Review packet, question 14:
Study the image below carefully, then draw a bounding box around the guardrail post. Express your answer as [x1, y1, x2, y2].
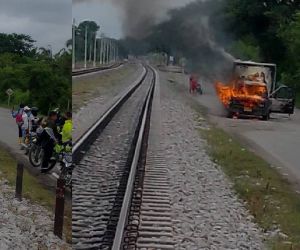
[54, 177, 65, 239]
[15, 163, 24, 201]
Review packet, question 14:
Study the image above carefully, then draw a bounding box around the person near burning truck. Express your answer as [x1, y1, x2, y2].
[189, 75, 198, 94]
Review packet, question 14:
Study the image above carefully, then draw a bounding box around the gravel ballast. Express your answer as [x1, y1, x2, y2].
[160, 77, 265, 249]
[0, 177, 70, 250]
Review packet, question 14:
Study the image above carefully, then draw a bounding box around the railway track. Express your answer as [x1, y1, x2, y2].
[73, 65, 173, 249]
[72, 63, 123, 77]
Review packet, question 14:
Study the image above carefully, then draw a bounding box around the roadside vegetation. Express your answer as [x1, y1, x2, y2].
[0, 147, 72, 242]
[0, 33, 71, 114]
[198, 125, 300, 249]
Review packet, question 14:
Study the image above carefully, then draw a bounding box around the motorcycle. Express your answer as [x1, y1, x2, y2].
[28, 137, 44, 167]
[28, 128, 45, 167]
[196, 83, 203, 95]
[59, 151, 74, 187]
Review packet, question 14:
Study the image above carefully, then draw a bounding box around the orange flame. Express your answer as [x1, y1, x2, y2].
[215, 80, 267, 108]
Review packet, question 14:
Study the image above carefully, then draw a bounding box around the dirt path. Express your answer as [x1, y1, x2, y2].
[161, 70, 300, 190]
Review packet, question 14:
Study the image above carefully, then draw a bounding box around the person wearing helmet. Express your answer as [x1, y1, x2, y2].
[54, 111, 73, 154]
[54, 108, 66, 131]
[21, 106, 31, 143]
[40, 111, 61, 173]
[30, 107, 40, 132]
[12, 104, 25, 144]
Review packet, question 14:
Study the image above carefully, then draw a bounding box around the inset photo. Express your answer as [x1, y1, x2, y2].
[72, 0, 300, 249]
[0, 0, 72, 249]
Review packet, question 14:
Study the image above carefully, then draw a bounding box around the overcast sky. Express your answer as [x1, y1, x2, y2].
[72, 0, 194, 39]
[0, 0, 71, 53]
[73, 1, 123, 39]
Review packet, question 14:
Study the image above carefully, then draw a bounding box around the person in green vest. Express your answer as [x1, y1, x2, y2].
[61, 111, 72, 143]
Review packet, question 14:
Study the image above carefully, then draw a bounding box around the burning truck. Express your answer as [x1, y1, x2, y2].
[216, 60, 295, 120]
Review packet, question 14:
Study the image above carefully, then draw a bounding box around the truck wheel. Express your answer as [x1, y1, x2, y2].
[262, 112, 270, 121]
[227, 111, 233, 118]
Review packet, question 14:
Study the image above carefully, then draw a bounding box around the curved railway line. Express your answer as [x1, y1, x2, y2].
[72, 63, 123, 77]
[72, 65, 173, 249]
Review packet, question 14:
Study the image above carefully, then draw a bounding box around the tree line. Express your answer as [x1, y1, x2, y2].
[70, 21, 119, 65]
[0, 33, 71, 114]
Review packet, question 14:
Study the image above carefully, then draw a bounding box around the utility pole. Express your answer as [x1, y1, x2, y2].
[106, 39, 110, 64]
[84, 25, 87, 69]
[89, 42, 92, 63]
[93, 32, 97, 67]
[103, 39, 106, 64]
[109, 39, 112, 64]
[114, 42, 117, 62]
[111, 40, 114, 63]
[48, 45, 52, 58]
[99, 38, 102, 65]
[72, 19, 76, 69]
[116, 46, 119, 61]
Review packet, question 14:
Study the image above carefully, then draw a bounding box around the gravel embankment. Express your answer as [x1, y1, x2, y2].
[160, 80, 265, 249]
[0, 177, 70, 250]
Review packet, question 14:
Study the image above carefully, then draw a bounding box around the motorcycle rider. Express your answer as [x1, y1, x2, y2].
[54, 108, 66, 131]
[30, 107, 40, 133]
[40, 110, 61, 173]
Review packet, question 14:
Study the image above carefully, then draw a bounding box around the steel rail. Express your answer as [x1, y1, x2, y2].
[72, 65, 147, 164]
[112, 66, 156, 250]
[72, 63, 123, 77]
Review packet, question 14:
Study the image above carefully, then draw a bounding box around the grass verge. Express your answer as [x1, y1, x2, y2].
[198, 125, 300, 249]
[72, 63, 139, 112]
[0, 146, 72, 243]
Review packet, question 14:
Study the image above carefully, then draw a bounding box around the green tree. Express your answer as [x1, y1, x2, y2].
[75, 21, 100, 62]
[0, 33, 36, 56]
[0, 33, 71, 113]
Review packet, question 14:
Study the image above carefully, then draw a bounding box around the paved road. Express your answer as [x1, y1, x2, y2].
[0, 107, 59, 189]
[164, 71, 300, 188]
[0, 108, 20, 153]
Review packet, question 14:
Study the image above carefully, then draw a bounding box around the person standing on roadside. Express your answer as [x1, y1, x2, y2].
[30, 107, 40, 133]
[21, 106, 32, 144]
[54, 108, 66, 132]
[40, 111, 61, 173]
[12, 104, 25, 144]
[61, 111, 72, 143]
[189, 75, 198, 94]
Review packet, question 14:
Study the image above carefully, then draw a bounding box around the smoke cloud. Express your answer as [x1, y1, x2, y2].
[141, 0, 235, 79]
[74, 0, 235, 79]
[73, 0, 193, 38]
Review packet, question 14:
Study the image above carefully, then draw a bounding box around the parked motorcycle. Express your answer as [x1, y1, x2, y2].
[59, 151, 73, 187]
[196, 83, 203, 95]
